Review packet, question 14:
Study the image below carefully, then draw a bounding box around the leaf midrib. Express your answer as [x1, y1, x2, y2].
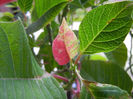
[80, 3, 131, 54]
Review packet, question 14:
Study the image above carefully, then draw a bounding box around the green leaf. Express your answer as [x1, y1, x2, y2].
[18, 0, 33, 12]
[80, 60, 133, 93]
[0, 76, 67, 99]
[26, 2, 68, 34]
[0, 20, 43, 78]
[0, 20, 67, 99]
[79, 1, 133, 54]
[88, 83, 130, 99]
[80, 86, 92, 99]
[105, 43, 127, 67]
[35, 0, 68, 17]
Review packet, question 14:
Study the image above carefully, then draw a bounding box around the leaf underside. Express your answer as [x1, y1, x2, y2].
[0, 20, 43, 78]
[0, 20, 67, 99]
[0, 77, 66, 99]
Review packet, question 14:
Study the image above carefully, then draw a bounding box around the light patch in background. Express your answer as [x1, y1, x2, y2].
[26, 12, 31, 19]
[33, 47, 40, 55]
[70, 22, 80, 30]
[72, 82, 77, 89]
[33, 29, 44, 40]
[124, 33, 133, 80]
[40, 59, 45, 70]
[54, 68, 58, 72]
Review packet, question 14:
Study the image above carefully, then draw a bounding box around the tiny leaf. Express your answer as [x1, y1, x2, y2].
[52, 18, 79, 65]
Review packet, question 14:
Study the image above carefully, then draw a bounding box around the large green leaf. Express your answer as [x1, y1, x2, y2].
[0, 20, 43, 78]
[26, 2, 68, 34]
[80, 60, 133, 93]
[0, 76, 67, 99]
[79, 1, 133, 54]
[0, 20, 67, 99]
[35, 0, 68, 17]
[88, 83, 129, 99]
[105, 43, 127, 67]
[18, 0, 33, 12]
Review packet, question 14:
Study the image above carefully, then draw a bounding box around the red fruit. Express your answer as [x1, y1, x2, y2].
[52, 18, 79, 65]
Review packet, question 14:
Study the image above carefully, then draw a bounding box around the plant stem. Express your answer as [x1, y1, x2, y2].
[76, 79, 80, 96]
[74, 53, 82, 65]
[52, 74, 69, 82]
[46, 24, 53, 45]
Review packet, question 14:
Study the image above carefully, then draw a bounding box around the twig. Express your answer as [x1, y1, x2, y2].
[74, 53, 82, 65]
[52, 74, 69, 82]
[46, 24, 52, 45]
